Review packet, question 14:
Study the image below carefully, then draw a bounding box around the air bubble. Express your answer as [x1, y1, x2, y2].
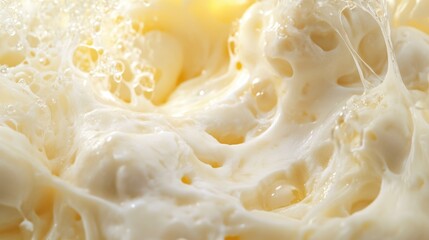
[131, 21, 144, 33]
[39, 57, 50, 66]
[30, 83, 40, 93]
[16, 42, 23, 51]
[267, 58, 294, 77]
[131, 62, 146, 74]
[18, 78, 26, 85]
[181, 175, 192, 185]
[198, 157, 223, 168]
[308, 21, 339, 52]
[116, 43, 124, 51]
[73, 45, 99, 72]
[43, 72, 56, 82]
[207, 129, 245, 145]
[277, 37, 295, 53]
[6, 105, 16, 114]
[85, 38, 94, 46]
[235, 62, 242, 70]
[113, 73, 122, 83]
[310, 29, 338, 51]
[251, 78, 277, 112]
[337, 72, 361, 88]
[0, 50, 25, 67]
[135, 73, 155, 92]
[4, 119, 17, 130]
[241, 163, 308, 211]
[229, 39, 237, 55]
[114, 61, 125, 74]
[117, 83, 131, 103]
[265, 184, 303, 210]
[93, 22, 101, 32]
[0, 66, 8, 74]
[91, 17, 102, 32]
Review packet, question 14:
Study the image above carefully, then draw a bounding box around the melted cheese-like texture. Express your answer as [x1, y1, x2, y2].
[1, 0, 429, 239]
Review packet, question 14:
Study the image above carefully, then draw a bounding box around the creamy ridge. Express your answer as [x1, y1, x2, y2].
[0, 0, 429, 239]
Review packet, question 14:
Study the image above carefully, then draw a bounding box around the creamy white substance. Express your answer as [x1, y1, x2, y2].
[1, 0, 429, 239]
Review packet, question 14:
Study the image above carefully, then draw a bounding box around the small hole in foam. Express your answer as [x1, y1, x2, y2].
[268, 58, 294, 77]
[199, 157, 223, 168]
[337, 72, 361, 88]
[181, 175, 192, 185]
[207, 130, 245, 145]
[310, 28, 339, 51]
[229, 40, 237, 55]
[235, 62, 242, 71]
